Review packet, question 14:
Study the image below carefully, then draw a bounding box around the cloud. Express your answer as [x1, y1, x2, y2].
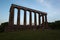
[36, 0, 52, 8]
[36, 0, 60, 22]
[38, 0, 44, 3]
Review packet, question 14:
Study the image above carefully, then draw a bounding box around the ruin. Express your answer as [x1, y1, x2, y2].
[5, 4, 48, 31]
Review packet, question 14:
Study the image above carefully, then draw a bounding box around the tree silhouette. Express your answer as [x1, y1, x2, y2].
[0, 22, 8, 32]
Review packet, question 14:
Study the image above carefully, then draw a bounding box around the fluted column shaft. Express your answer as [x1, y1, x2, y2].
[29, 11, 32, 26]
[34, 13, 37, 26]
[24, 10, 26, 26]
[45, 14, 48, 28]
[38, 14, 41, 26]
[17, 9, 20, 26]
[42, 15, 44, 27]
[9, 6, 14, 26]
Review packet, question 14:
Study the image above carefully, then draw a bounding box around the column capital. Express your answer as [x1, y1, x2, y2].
[42, 14, 44, 16]
[17, 6, 20, 9]
[29, 11, 31, 12]
[23, 9, 27, 11]
[18, 8, 20, 10]
[45, 14, 47, 15]
[34, 11, 36, 13]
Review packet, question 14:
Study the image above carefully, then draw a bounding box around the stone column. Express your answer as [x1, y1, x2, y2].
[9, 6, 14, 26]
[45, 14, 48, 29]
[38, 14, 41, 26]
[42, 15, 45, 28]
[34, 12, 37, 26]
[17, 8, 20, 26]
[29, 11, 32, 26]
[24, 10, 26, 26]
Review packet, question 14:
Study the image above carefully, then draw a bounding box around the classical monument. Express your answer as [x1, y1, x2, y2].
[5, 4, 48, 31]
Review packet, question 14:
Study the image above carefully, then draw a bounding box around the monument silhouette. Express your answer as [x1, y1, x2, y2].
[5, 4, 48, 32]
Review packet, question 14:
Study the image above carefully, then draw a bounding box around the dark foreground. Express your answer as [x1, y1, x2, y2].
[0, 30, 60, 40]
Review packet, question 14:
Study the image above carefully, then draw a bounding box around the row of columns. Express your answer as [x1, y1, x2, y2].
[9, 7, 48, 29]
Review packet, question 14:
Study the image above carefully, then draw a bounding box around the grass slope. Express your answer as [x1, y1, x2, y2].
[0, 30, 60, 40]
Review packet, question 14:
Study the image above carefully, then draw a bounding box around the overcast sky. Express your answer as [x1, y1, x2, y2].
[0, 0, 60, 25]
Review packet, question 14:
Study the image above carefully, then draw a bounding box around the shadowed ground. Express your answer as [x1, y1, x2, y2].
[0, 30, 60, 40]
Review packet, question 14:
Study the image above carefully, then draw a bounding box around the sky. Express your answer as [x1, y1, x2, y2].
[0, 0, 60, 25]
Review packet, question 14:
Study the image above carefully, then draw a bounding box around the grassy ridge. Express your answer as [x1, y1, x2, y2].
[0, 30, 60, 40]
